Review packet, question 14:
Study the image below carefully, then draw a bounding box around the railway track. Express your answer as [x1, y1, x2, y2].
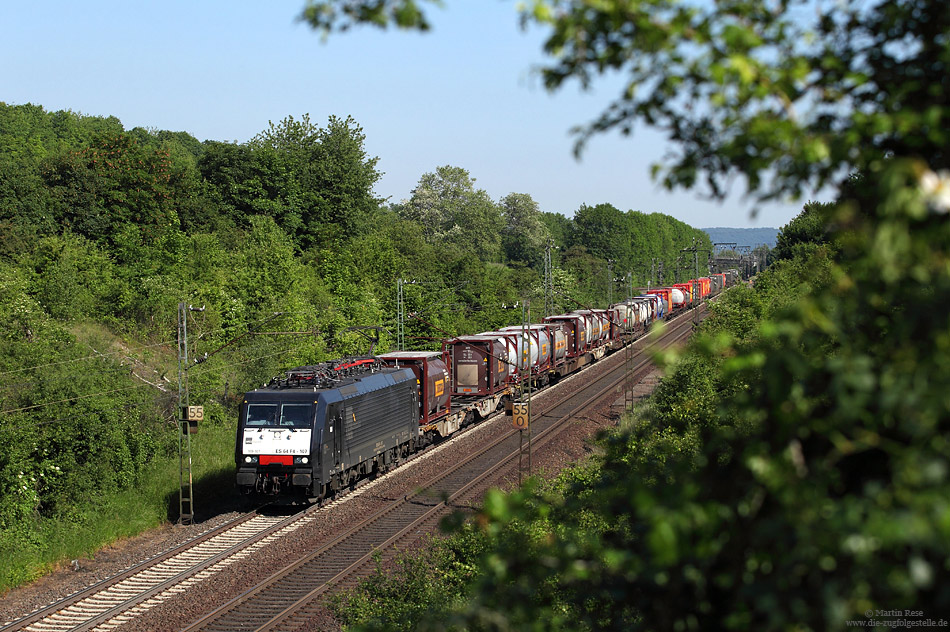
[0, 510, 313, 632]
[0, 306, 703, 632]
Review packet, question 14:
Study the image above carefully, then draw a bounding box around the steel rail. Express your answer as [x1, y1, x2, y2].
[0, 507, 298, 632]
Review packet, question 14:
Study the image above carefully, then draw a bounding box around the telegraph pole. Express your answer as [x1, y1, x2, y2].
[544, 240, 555, 317]
[679, 239, 711, 316]
[607, 259, 615, 306]
[396, 278, 405, 351]
[694, 239, 700, 281]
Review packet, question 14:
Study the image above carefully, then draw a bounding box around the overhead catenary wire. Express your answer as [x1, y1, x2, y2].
[185, 311, 290, 369]
[188, 341, 302, 376]
[0, 365, 162, 394]
[1, 335, 306, 416]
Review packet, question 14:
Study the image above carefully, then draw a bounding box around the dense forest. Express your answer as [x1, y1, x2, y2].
[0, 102, 711, 589]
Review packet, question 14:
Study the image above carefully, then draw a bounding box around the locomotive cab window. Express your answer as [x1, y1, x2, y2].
[245, 403, 311, 428]
[279, 404, 311, 428]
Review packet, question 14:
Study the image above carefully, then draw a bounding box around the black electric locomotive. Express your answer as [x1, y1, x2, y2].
[235, 358, 418, 501]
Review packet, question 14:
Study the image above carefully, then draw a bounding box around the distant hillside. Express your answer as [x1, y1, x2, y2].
[702, 227, 779, 249]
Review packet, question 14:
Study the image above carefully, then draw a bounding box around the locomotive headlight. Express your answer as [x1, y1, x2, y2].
[293, 456, 310, 465]
[244, 456, 259, 464]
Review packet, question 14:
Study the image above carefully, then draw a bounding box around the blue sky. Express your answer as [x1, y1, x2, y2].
[2, 1, 815, 228]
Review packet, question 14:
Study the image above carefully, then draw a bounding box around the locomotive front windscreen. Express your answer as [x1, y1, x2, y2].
[245, 403, 312, 428]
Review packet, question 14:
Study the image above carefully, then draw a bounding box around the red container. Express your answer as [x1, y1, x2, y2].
[377, 351, 451, 425]
[673, 283, 694, 305]
[647, 288, 673, 314]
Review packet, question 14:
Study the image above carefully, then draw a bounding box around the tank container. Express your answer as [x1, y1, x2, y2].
[544, 315, 586, 357]
[499, 325, 548, 369]
[482, 330, 535, 371]
[570, 312, 593, 346]
[573, 310, 607, 342]
[478, 331, 522, 372]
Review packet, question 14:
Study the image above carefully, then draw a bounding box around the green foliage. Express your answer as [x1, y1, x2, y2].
[571, 203, 628, 262]
[42, 132, 180, 245]
[28, 233, 120, 320]
[249, 113, 383, 249]
[565, 204, 712, 292]
[500, 192, 551, 265]
[771, 201, 834, 262]
[197, 140, 296, 232]
[539, 210, 573, 251]
[403, 165, 504, 262]
[330, 532, 486, 631]
[300, 0, 441, 32]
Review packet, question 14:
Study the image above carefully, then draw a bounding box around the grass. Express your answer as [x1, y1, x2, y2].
[0, 423, 240, 594]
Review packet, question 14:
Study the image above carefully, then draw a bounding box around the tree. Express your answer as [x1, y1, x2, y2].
[499, 192, 550, 265]
[570, 203, 628, 263]
[42, 132, 179, 246]
[308, 115, 383, 246]
[771, 200, 832, 261]
[539, 210, 572, 252]
[249, 114, 383, 249]
[402, 165, 503, 262]
[198, 140, 300, 234]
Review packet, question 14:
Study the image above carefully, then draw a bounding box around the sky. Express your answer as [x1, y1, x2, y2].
[1, 1, 816, 229]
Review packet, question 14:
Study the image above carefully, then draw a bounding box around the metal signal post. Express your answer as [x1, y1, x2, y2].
[607, 259, 615, 306]
[177, 302, 205, 525]
[544, 240, 555, 318]
[396, 278, 406, 351]
[515, 300, 532, 483]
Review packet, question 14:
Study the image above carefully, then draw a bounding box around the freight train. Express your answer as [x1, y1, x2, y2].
[235, 271, 739, 501]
